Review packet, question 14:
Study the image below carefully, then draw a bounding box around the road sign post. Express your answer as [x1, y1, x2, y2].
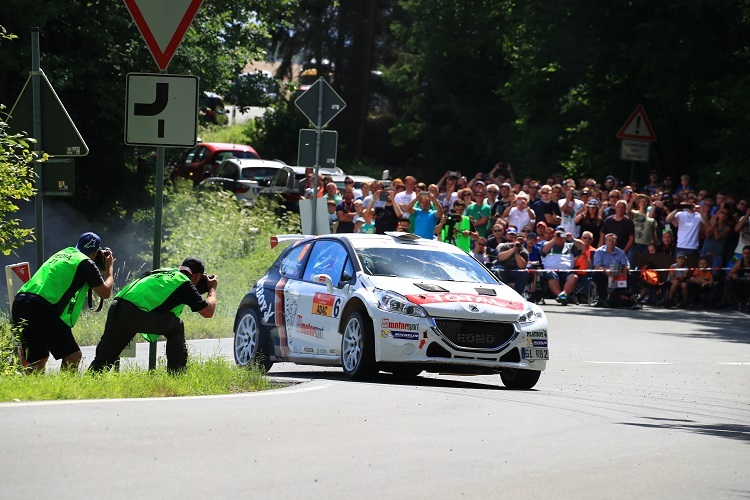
[125, 73, 199, 147]
[124, 0, 204, 369]
[616, 105, 656, 180]
[124, 0, 203, 70]
[294, 78, 346, 234]
[42, 159, 75, 196]
[298, 129, 338, 167]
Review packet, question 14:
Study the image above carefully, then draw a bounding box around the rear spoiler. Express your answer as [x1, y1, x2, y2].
[270, 234, 308, 249]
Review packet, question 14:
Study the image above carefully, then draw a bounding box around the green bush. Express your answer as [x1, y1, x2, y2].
[0, 313, 23, 376]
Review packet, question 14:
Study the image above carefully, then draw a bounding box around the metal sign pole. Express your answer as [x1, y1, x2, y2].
[31, 28, 44, 271]
[311, 78, 325, 235]
[149, 145, 165, 370]
[149, 67, 168, 369]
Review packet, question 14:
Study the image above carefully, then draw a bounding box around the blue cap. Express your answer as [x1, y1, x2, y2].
[76, 232, 101, 253]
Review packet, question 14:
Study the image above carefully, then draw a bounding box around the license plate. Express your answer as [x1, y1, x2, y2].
[522, 348, 549, 360]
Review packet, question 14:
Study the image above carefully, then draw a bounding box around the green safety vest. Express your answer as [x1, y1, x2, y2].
[441, 215, 472, 253]
[18, 247, 92, 327]
[117, 268, 190, 317]
[117, 268, 192, 343]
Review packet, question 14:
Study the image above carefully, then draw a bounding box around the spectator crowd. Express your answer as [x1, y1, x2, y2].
[306, 165, 750, 312]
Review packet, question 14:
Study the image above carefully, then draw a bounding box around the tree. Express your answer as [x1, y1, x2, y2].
[0, 1, 294, 222]
[385, 0, 516, 173]
[0, 27, 37, 255]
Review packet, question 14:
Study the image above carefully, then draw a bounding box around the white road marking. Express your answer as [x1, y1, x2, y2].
[717, 362, 749, 365]
[0, 383, 329, 409]
[582, 361, 671, 365]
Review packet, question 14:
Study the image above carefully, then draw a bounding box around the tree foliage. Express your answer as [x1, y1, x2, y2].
[0, 27, 38, 255]
[2, 0, 750, 231]
[0, 0, 294, 223]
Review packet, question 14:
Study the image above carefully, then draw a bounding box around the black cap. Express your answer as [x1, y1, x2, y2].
[179, 257, 205, 276]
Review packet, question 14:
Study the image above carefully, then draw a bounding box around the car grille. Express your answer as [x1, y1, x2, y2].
[434, 319, 516, 350]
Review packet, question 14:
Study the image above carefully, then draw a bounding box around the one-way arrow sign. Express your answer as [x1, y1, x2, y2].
[124, 0, 203, 70]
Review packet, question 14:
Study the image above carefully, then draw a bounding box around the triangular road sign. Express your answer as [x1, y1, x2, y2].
[124, 0, 203, 70]
[6, 71, 89, 157]
[616, 104, 656, 142]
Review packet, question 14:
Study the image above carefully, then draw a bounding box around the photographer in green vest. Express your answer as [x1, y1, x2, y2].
[437, 198, 478, 253]
[12, 232, 115, 372]
[89, 257, 217, 373]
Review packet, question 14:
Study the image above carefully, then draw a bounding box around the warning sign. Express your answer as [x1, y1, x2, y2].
[616, 105, 656, 142]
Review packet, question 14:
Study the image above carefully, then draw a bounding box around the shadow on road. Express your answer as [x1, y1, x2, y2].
[621, 417, 750, 444]
[268, 369, 513, 391]
[545, 306, 750, 345]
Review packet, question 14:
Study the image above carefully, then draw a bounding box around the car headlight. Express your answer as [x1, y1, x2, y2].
[517, 304, 537, 324]
[373, 289, 428, 317]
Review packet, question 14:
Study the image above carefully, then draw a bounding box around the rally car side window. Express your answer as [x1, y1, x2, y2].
[302, 241, 349, 284]
[279, 242, 312, 280]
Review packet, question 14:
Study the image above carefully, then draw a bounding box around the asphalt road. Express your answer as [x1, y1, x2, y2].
[1, 306, 748, 499]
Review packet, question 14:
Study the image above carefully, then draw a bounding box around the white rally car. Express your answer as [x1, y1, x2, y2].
[233, 232, 548, 389]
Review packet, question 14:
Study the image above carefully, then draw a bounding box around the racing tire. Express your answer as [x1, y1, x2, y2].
[341, 311, 376, 380]
[234, 307, 273, 372]
[500, 368, 541, 390]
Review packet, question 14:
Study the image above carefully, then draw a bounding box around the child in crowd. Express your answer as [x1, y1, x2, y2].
[354, 216, 365, 234]
[327, 199, 338, 233]
[361, 213, 376, 234]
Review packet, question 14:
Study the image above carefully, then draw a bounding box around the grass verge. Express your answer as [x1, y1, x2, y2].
[0, 356, 276, 402]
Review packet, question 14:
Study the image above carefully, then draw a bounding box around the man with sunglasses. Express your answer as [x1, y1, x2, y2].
[536, 184, 562, 228]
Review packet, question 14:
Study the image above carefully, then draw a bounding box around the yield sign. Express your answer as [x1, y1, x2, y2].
[616, 104, 657, 142]
[124, 0, 203, 70]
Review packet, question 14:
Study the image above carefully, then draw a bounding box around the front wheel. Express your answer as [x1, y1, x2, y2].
[234, 307, 273, 372]
[341, 311, 376, 379]
[500, 368, 541, 390]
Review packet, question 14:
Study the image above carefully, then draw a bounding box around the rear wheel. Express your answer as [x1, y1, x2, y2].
[234, 307, 273, 372]
[341, 311, 376, 379]
[500, 368, 541, 389]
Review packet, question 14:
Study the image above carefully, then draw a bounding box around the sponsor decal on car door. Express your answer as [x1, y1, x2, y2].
[288, 240, 350, 355]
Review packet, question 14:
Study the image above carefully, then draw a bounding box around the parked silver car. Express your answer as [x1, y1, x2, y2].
[199, 158, 288, 205]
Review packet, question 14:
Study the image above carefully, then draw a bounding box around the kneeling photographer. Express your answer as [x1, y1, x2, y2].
[491, 234, 530, 295]
[90, 257, 217, 373]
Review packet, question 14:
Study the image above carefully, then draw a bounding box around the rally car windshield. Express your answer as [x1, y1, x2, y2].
[355, 247, 497, 284]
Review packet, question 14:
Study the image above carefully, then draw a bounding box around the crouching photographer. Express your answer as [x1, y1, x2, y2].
[90, 257, 217, 373]
[12, 232, 114, 372]
[491, 234, 530, 295]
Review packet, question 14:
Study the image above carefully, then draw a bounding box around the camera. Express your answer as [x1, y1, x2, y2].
[555, 230, 564, 237]
[379, 191, 389, 202]
[196, 273, 216, 295]
[446, 214, 462, 226]
[93, 247, 111, 271]
[448, 171, 458, 178]
[678, 202, 693, 210]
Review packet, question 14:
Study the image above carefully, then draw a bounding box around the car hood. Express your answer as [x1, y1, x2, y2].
[363, 275, 526, 321]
